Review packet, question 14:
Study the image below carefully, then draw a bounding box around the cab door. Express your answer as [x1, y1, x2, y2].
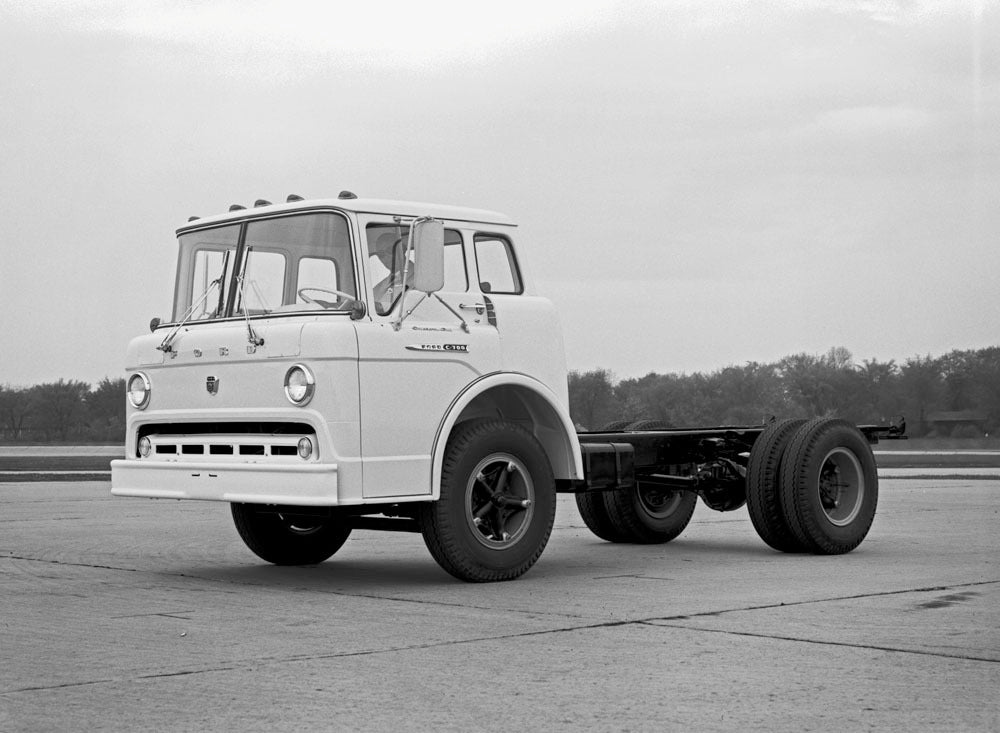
[355, 220, 501, 499]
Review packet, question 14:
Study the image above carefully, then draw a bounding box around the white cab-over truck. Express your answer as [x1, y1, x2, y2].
[111, 193, 904, 582]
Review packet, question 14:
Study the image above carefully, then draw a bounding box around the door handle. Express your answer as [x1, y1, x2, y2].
[459, 302, 486, 311]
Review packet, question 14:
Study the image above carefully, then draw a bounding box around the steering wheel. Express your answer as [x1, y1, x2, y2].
[298, 287, 354, 307]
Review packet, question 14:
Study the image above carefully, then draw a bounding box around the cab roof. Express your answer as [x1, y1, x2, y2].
[177, 195, 516, 235]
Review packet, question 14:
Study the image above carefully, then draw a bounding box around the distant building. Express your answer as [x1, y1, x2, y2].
[925, 410, 988, 436]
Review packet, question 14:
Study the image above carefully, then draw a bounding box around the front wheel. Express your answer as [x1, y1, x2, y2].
[419, 420, 556, 582]
[231, 504, 352, 565]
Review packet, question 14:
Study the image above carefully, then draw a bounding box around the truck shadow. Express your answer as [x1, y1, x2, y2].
[188, 557, 464, 589]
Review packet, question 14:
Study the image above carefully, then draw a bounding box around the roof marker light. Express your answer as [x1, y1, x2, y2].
[254, 199, 272, 207]
[229, 204, 246, 211]
[338, 190, 357, 199]
[188, 215, 200, 221]
[286, 194, 304, 202]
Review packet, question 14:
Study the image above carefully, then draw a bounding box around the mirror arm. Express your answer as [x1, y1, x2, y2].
[431, 293, 470, 332]
[392, 291, 470, 332]
[393, 289, 426, 331]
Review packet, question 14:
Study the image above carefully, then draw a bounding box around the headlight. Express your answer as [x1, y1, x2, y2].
[284, 364, 315, 406]
[127, 372, 151, 409]
[138, 436, 152, 457]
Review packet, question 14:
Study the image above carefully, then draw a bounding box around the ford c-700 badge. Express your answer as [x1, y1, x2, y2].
[206, 376, 219, 395]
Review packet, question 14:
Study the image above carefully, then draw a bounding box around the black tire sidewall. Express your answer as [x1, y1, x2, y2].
[575, 491, 629, 542]
[783, 419, 878, 554]
[231, 504, 351, 565]
[746, 418, 809, 552]
[428, 421, 556, 578]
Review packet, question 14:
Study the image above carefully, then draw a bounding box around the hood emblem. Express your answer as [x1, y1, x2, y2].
[206, 376, 220, 395]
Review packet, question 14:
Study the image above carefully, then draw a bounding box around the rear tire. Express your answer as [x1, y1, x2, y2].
[576, 491, 630, 542]
[231, 504, 352, 565]
[419, 420, 556, 582]
[602, 481, 698, 544]
[746, 418, 809, 552]
[601, 419, 697, 544]
[779, 418, 879, 554]
[575, 419, 634, 542]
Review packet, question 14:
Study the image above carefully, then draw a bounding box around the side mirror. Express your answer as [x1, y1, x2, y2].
[409, 218, 444, 294]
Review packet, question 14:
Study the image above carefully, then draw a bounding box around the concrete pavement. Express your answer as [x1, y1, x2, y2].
[1, 480, 997, 731]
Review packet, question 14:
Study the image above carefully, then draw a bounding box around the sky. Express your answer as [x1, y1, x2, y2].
[0, 0, 997, 387]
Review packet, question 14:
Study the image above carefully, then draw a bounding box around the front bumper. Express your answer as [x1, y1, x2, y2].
[111, 459, 339, 505]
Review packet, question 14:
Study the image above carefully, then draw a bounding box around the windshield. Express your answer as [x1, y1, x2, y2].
[172, 212, 356, 321]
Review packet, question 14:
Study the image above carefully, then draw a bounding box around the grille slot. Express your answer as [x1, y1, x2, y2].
[137, 429, 317, 463]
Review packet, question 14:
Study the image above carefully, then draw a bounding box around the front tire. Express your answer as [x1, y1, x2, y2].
[779, 418, 879, 554]
[419, 420, 557, 582]
[231, 504, 352, 565]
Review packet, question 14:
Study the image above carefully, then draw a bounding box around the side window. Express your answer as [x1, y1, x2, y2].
[365, 225, 410, 316]
[474, 234, 522, 294]
[365, 224, 467, 314]
[443, 230, 467, 292]
[296, 258, 340, 303]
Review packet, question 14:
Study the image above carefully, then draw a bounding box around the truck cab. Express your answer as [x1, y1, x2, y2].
[112, 194, 583, 580]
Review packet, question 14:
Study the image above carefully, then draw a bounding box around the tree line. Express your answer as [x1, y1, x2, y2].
[569, 346, 1000, 437]
[0, 378, 125, 443]
[2, 345, 998, 443]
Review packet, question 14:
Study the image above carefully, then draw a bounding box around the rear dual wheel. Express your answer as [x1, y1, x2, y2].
[748, 418, 878, 554]
[780, 418, 878, 554]
[746, 418, 809, 552]
[575, 420, 697, 544]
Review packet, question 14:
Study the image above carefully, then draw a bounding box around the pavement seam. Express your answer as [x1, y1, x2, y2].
[0, 619, 634, 695]
[5, 553, 996, 622]
[6, 594, 998, 697]
[5, 579, 999, 694]
[0, 553, 590, 621]
[1, 554, 137, 573]
[646, 579, 1000, 621]
[638, 622, 1000, 664]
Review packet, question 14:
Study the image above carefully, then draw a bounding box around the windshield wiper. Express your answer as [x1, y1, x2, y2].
[235, 248, 265, 348]
[157, 250, 230, 354]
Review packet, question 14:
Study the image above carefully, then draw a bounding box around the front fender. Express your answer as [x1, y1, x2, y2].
[429, 372, 583, 499]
